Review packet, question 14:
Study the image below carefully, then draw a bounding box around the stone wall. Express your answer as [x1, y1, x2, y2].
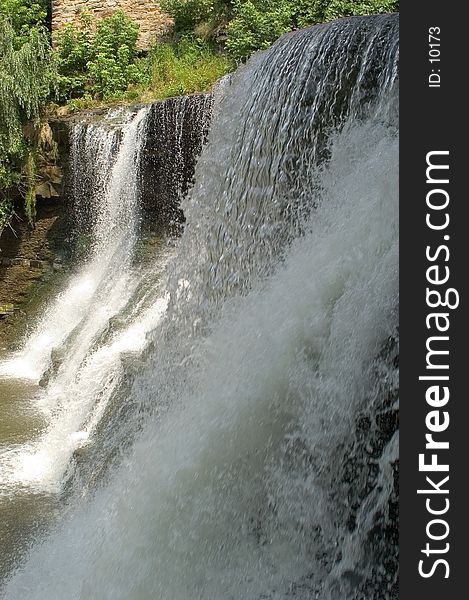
[52, 0, 172, 49]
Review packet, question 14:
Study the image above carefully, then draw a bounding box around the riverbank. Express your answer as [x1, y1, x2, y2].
[0, 199, 70, 350]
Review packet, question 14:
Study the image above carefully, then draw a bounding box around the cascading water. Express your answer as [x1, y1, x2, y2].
[1, 108, 148, 381]
[0, 106, 160, 495]
[2, 14, 398, 600]
[140, 94, 213, 230]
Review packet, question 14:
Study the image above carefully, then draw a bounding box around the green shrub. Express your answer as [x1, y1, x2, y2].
[139, 38, 232, 99]
[290, 0, 330, 29]
[0, 0, 48, 43]
[88, 12, 144, 99]
[226, 0, 294, 59]
[161, 0, 233, 36]
[55, 11, 146, 102]
[54, 18, 92, 100]
[225, 0, 398, 59]
[324, 0, 398, 21]
[0, 15, 55, 232]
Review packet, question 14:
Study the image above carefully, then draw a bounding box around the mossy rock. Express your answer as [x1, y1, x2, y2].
[0, 303, 15, 317]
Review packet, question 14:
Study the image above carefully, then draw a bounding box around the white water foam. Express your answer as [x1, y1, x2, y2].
[3, 119, 398, 599]
[2, 15, 399, 599]
[0, 107, 160, 493]
[0, 107, 149, 382]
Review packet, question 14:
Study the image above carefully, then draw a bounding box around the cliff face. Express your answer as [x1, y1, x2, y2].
[140, 95, 213, 233]
[0, 95, 213, 337]
[53, 94, 213, 235]
[0, 197, 70, 347]
[51, 0, 172, 49]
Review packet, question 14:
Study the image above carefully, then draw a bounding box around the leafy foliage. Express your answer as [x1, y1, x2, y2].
[160, 0, 233, 36]
[0, 14, 54, 231]
[0, 0, 48, 42]
[323, 0, 398, 20]
[141, 38, 232, 99]
[88, 12, 143, 99]
[226, 0, 294, 59]
[54, 11, 232, 108]
[55, 11, 146, 102]
[290, 0, 333, 29]
[163, 0, 399, 58]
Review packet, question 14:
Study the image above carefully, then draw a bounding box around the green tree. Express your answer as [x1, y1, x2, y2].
[0, 15, 54, 231]
[0, 0, 49, 42]
[225, 0, 398, 59]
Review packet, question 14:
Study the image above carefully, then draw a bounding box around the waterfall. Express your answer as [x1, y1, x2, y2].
[0, 106, 167, 494]
[140, 94, 213, 231]
[2, 14, 398, 600]
[1, 108, 148, 381]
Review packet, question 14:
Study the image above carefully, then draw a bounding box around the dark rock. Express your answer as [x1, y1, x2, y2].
[140, 94, 213, 234]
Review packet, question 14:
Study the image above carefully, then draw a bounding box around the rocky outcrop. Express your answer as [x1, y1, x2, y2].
[1, 94, 212, 339]
[140, 94, 213, 232]
[52, 94, 213, 236]
[0, 197, 70, 346]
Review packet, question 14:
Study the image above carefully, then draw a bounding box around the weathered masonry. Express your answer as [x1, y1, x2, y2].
[51, 0, 171, 49]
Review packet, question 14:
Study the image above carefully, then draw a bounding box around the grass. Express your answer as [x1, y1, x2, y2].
[50, 40, 234, 116]
[138, 40, 233, 101]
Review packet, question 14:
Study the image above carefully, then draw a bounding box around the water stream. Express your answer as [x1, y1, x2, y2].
[1, 15, 399, 600]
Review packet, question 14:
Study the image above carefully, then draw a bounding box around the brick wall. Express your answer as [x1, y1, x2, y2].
[52, 0, 172, 50]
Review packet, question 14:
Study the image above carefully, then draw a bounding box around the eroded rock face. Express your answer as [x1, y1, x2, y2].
[140, 94, 213, 233]
[53, 95, 213, 237]
[51, 0, 172, 50]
